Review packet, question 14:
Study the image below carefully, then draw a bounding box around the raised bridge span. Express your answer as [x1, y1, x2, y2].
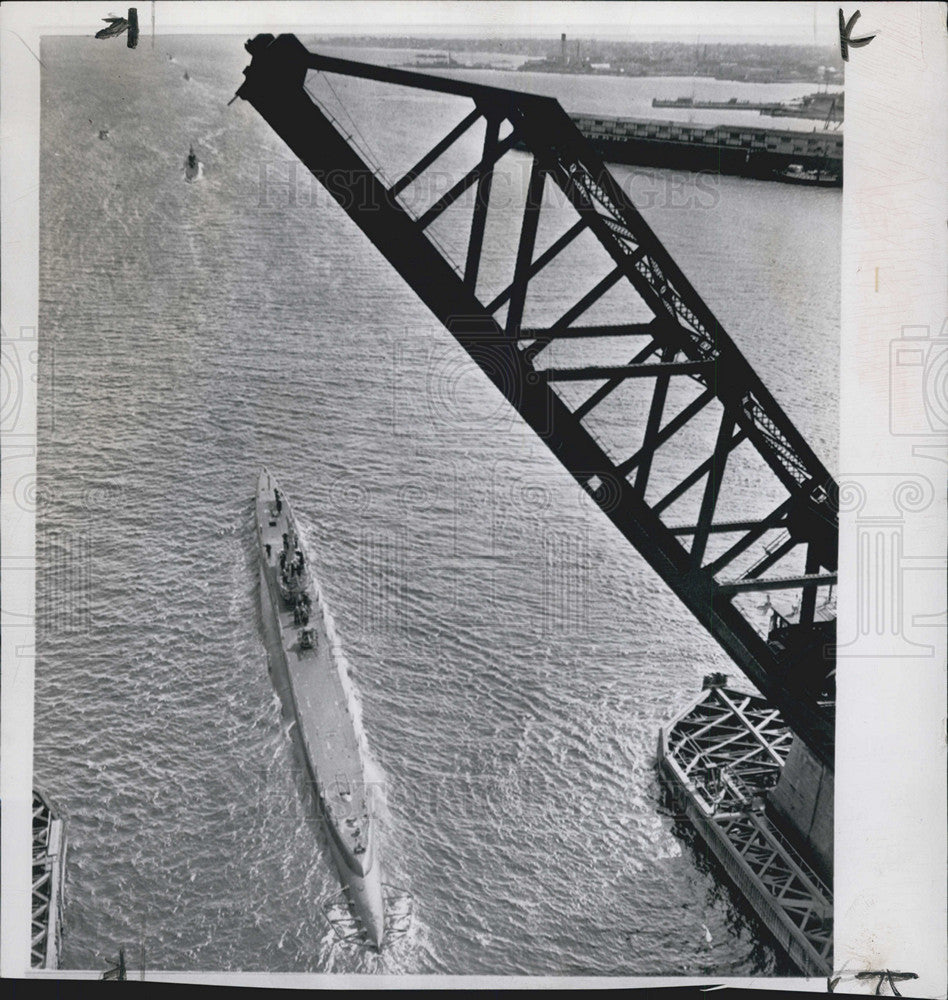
[235, 34, 839, 973]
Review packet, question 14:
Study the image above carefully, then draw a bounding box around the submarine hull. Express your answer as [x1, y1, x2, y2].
[255, 468, 385, 949]
[327, 837, 386, 948]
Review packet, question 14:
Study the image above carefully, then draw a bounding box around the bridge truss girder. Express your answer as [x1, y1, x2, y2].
[236, 34, 839, 766]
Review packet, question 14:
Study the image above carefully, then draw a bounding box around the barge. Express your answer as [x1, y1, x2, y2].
[652, 92, 843, 123]
[652, 96, 783, 112]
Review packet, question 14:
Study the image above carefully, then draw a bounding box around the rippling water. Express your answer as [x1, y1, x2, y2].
[36, 35, 839, 976]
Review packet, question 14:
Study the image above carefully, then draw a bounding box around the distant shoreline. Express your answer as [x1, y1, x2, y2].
[322, 34, 844, 86]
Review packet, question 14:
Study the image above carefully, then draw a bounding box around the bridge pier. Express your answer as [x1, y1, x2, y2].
[768, 738, 834, 884]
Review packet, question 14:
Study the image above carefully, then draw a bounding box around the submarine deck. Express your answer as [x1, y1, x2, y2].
[256, 469, 372, 868]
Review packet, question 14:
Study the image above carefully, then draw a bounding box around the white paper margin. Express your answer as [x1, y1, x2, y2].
[2, 2, 945, 994]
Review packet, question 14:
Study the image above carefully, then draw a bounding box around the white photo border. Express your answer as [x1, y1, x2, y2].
[2, 2, 945, 993]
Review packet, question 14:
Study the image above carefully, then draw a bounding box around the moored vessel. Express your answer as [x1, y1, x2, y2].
[255, 468, 386, 949]
[773, 162, 840, 187]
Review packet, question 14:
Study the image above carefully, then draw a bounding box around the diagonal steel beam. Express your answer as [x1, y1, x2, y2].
[294, 45, 562, 107]
[416, 129, 520, 230]
[633, 344, 676, 496]
[653, 428, 748, 516]
[690, 409, 738, 568]
[506, 157, 546, 337]
[572, 342, 661, 421]
[389, 107, 482, 198]
[487, 218, 587, 314]
[615, 388, 717, 477]
[535, 360, 715, 382]
[704, 498, 795, 577]
[464, 114, 501, 293]
[742, 535, 798, 580]
[543, 266, 624, 330]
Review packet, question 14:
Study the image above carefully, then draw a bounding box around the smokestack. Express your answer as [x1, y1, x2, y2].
[561, 33, 567, 65]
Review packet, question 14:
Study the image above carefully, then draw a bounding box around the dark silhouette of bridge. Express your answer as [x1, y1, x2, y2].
[236, 33, 838, 772]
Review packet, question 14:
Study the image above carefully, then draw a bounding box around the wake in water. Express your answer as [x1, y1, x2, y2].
[290, 514, 427, 967]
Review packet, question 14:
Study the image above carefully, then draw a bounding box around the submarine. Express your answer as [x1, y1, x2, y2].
[255, 468, 386, 949]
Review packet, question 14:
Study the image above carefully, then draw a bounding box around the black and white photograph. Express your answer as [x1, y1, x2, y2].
[1, 1, 944, 990]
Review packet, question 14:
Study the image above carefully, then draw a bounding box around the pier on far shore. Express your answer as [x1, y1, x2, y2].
[567, 114, 842, 186]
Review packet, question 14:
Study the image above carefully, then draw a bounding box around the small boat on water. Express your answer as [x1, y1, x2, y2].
[255, 469, 410, 949]
[773, 162, 840, 187]
[184, 145, 202, 182]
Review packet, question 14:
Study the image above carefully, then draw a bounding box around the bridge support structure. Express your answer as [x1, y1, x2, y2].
[236, 34, 839, 971]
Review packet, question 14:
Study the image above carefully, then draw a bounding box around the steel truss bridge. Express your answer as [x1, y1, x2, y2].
[31, 788, 65, 968]
[235, 34, 838, 768]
